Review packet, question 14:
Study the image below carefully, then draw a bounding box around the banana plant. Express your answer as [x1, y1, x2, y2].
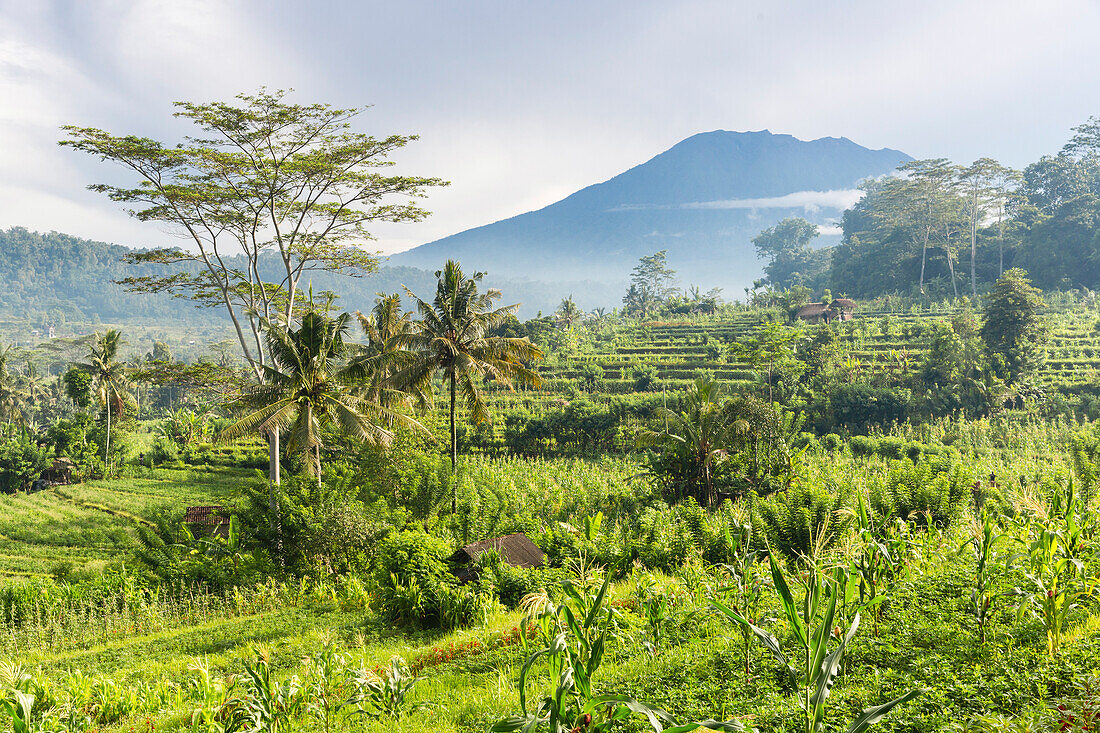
[711, 552, 919, 733]
[492, 574, 743, 733]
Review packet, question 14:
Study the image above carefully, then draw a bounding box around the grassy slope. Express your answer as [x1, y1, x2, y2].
[0, 467, 250, 576]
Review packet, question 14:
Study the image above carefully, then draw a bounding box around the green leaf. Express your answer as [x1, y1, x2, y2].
[844, 689, 921, 733]
[711, 597, 790, 672]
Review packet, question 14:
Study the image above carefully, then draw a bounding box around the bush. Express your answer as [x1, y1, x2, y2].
[373, 530, 452, 587]
[0, 434, 50, 493]
[751, 480, 851, 563]
[868, 456, 970, 528]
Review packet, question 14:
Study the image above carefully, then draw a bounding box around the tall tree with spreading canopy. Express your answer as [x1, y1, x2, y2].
[752, 218, 823, 289]
[61, 89, 446, 482]
[874, 159, 958, 294]
[399, 261, 543, 510]
[623, 250, 678, 317]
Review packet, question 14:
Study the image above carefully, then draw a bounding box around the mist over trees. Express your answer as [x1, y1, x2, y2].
[753, 115, 1100, 299]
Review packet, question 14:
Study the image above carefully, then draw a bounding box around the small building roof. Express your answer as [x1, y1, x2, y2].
[795, 302, 829, 317]
[830, 298, 857, 309]
[450, 533, 545, 568]
[184, 505, 228, 525]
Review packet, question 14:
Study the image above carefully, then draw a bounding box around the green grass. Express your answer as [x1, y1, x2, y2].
[0, 467, 249, 577]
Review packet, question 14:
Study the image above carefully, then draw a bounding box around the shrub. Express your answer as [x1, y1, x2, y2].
[868, 456, 970, 528]
[750, 480, 851, 563]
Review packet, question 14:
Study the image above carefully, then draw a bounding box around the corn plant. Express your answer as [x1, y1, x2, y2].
[713, 523, 766, 678]
[959, 510, 1013, 644]
[711, 553, 919, 733]
[492, 574, 743, 732]
[1, 685, 35, 733]
[633, 574, 672, 655]
[353, 656, 423, 721]
[1015, 482, 1099, 657]
[226, 650, 303, 733]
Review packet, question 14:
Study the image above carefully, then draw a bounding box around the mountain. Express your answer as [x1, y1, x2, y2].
[391, 130, 912, 296]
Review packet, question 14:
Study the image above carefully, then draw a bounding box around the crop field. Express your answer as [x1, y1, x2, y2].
[0, 468, 248, 577]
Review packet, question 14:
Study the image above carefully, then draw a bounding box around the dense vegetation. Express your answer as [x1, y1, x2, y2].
[2, 91, 1100, 733]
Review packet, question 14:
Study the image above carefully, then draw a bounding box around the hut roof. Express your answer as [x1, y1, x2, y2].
[50, 457, 77, 470]
[795, 302, 829, 318]
[450, 533, 544, 568]
[830, 298, 857, 310]
[184, 505, 228, 526]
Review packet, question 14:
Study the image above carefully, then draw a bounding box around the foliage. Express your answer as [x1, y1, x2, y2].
[981, 268, 1048, 384]
[492, 574, 741, 732]
[712, 553, 920, 733]
[0, 433, 50, 494]
[399, 259, 544, 501]
[61, 89, 446, 380]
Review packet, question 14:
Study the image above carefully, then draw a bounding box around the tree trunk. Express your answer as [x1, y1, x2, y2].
[450, 370, 458, 513]
[267, 430, 283, 566]
[946, 249, 959, 299]
[970, 218, 978, 299]
[998, 207, 1005, 277]
[104, 389, 111, 468]
[919, 237, 928, 294]
[268, 430, 281, 485]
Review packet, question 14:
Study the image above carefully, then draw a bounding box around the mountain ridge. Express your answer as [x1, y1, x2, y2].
[391, 130, 912, 292]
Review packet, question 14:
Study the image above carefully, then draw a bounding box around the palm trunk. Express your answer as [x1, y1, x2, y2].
[268, 430, 283, 566]
[450, 369, 458, 513]
[104, 390, 111, 468]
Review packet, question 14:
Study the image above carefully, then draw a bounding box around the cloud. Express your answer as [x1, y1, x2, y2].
[612, 189, 864, 214]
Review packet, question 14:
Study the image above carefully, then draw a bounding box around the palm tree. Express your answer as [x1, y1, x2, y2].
[0, 347, 28, 425]
[347, 294, 425, 419]
[400, 261, 543, 509]
[220, 309, 417, 486]
[637, 377, 744, 507]
[74, 330, 135, 465]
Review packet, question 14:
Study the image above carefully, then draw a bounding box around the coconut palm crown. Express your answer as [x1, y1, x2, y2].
[399, 260, 544, 493]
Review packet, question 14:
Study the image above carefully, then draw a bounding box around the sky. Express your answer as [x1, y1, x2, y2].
[2, 0, 1100, 256]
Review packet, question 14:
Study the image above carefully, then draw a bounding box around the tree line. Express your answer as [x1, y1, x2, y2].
[749, 116, 1100, 299]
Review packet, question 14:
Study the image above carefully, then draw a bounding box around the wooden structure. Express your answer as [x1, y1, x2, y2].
[795, 299, 857, 324]
[184, 505, 230, 539]
[39, 457, 77, 486]
[450, 533, 544, 582]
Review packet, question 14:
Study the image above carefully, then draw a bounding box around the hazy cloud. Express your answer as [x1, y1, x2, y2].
[2, 0, 1100, 254]
[613, 189, 863, 214]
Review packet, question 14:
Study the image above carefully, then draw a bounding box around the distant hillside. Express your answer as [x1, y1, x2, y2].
[0, 227, 212, 327]
[392, 130, 912, 295]
[0, 228, 598, 329]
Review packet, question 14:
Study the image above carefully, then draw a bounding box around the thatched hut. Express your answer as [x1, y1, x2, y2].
[795, 299, 857, 324]
[184, 505, 230, 539]
[795, 302, 831, 324]
[39, 457, 77, 486]
[449, 533, 544, 582]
